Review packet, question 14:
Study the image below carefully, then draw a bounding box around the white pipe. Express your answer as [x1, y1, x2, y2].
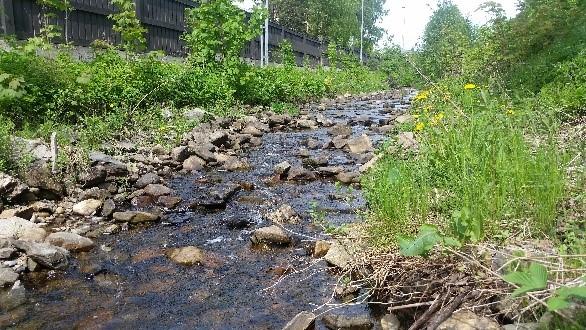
[360, 0, 364, 63]
[265, 0, 269, 64]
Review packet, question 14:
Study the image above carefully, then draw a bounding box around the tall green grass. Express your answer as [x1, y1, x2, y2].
[364, 80, 566, 245]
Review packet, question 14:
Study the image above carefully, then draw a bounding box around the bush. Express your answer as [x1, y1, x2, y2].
[364, 80, 566, 246]
[0, 115, 15, 172]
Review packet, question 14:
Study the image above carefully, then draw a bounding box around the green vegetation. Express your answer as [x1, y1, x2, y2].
[364, 0, 585, 256]
[0, 0, 387, 172]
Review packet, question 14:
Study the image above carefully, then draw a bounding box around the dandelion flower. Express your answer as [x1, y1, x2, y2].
[415, 122, 425, 132]
[464, 83, 477, 90]
[415, 90, 430, 101]
[506, 109, 515, 116]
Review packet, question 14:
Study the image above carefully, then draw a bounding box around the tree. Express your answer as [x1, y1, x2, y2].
[419, 1, 472, 80]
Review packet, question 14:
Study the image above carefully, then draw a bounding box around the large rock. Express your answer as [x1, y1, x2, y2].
[135, 173, 162, 189]
[24, 166, 65, 198]
[287, 166, 316, 181]
[13, 240, 70, 270]
[0, 173, 18, 195]
[113, 211, 159, 223]
[209, 131, 231, 148]
[329, 124, 352, 137]
[72, 199, 103, 216]
[437, 310, 500, 330]
[167, 246, 205, 266]
[170, 146, 191, 163]
[274, 161, 292, 177]
[78, 166, 107, 188]
[282, 311, 316, 330]
[347, 134, 373, 154]
[251, 225, 291, 245]
[189, 183, 241, 210]
[0, 267, 19, 287]
[45, 232, 95, 252]
[266, 205, 300, 224]
[380, 313, 401, 330]
[0, 217, 47, 242]
[183, 155, 205, 171]
[322, 311, 374, 330]
[0, 205, 34, 220]
[336, 172, 360, 184]
[89, 151, 128, 177]
[143, 184, 172, 197]
[324, 242, 353, 268]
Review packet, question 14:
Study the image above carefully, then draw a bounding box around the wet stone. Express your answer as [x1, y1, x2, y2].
[45, 232, 95, 252]
[13, 241, 70, 270]
[287, 166, 317, 181]
[167, 246, 205, 266]
[113, 211, 160, 223]
[0, 267, 19, 287]
[143, 184, 172, 197]
[157, 196, 182, 209]
[189, 183, 241, 210]
[322, 310, 374, 330]
[251, 225, 291, 245]
[282, 311, 316, 330]
[135, 173, 162, 189]
[72, 199, 103, 216]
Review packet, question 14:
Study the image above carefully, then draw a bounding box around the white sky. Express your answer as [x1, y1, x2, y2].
[235, 0, 520, 49]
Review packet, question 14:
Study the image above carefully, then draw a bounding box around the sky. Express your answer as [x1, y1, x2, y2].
[235, 0, 520, 49]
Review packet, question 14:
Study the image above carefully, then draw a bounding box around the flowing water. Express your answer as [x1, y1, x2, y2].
[4, 90, 415, 329]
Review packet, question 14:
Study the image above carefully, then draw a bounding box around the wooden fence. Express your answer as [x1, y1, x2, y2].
[0, 0, 355, 64]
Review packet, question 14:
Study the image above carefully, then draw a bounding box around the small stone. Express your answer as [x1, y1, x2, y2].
[329, 124, 352, 137]
[380, 313, 401, 330]
[324, 242, 353, 268]
[113, 211, 159, 223]
[183, 156, 205, 171]
[274, 161, 292, 176]
[251, 225, 291, 245]
[397, 132, 418, 150]
[297, 119, 317, 129]
[241, 125, 263, 137]
[101, 199, 116, 217]
[158, 196, 182, 209]
[313, 240, 331, 258]
[26, 258, 38, 272]
[171, 146, 191, 163]
[359, 154, 381, 173]
[143, 184, 172, 197]
[282, 311, 316, 330]
[135, 173, 162, 189]
[395, 114, 413, 124]
[336, 172, 360, 184]
[332, 135, 348, 149]
[287, 166, 316, 181]
[13, 241, 70, 270]
[347, 134, 373, 154]
[317, 166, 344, 176]
[209, 131, 230, 147]
[45, 232, 95, 252]
[0, 247, 15, 259]
[437, 310, 500, 330]
[0, 217, 47, 242]
[72, 199, 103, 216]
[322, 311, 373, 330]
[0, 267, 19, 287]
[167, 246, 205, 266]
[266, 205, 300, 224]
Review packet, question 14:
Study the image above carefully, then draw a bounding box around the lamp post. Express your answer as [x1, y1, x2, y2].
[265, 0, 269, 65]
[360, 0, 364, 63]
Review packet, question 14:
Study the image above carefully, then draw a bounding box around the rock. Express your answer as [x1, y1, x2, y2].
[101, 199, 116, 217]
[251, 225, 291, 245]
[189, 183, 241, 210]
[13, 241, 70, 270]
[0, 280, 26, 310]
[0, 267, 19, 287]
[209, 131, 231, 148]
[324, 242, 353, 268]
[45, 232, 95, 252]
[347, 134, 373, 154]
[72, 199, 103, 216]
[380, 314, 401, 330]
[242, 125, 263, 137]
[329, 124, 353, 137]
[282, 311, 316, 330]
[306, 138, 321, 149]
[397, 132, 418, 150]
[0, 217, 47, 242]
[269, 114, 291, 127]
[225, 218, 252, 230]
[302, 155, 329, 167]
[167, 246, 205, 266]
[359, 154, 381, 173]
[0, 173, 18, 195]
[437, 310, 500, 330]
[158, 196, 182, 209]
[192, 143, 217, 162]
[287, 166, 317, 181]
[183, 107, 206, 121]
[219, 156, 250, 171]
[297, 119, 317, 129]
[313, 240, 331, 258]
[89, 151, 128, 177]
[78, 166, 107, 188]
[315, 113, 334, 127]
[24, 166, 65, 198]
[0, 247, 15, 259]
[274, 161, 292, 176]
[113, 211, 159, 223]
[336, 172, 360, 184]
[183, 155, 206, 171]
[0, 206, 34, 220]
[78, 187, 108, 201]
[332, 135, 348, 149]
[135, 173, 162, 189]
[143, 184, 172, 197]
[322, 311, 373, 330]
[317, 166, 344, 176]
[503, 324, 538, 330]
[171, 146, 191, 163]
[266, 205, 300, 224]
[395, 114, 413, 124]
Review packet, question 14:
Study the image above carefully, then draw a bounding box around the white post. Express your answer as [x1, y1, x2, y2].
[360, 0, 364, 63]
[264, 0, 269, 65]
[260, 32, 264, 66]
[50, 132, 58, 173]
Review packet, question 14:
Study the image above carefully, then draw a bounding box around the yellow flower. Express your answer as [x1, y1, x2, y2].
[464, 83, 477, 90]
[415, 122, 425, 132]
[415, 90, 430, 101]
[413, 114, 421, 119]
[430, 112, 445, 126]
[506, 109, 515, 116]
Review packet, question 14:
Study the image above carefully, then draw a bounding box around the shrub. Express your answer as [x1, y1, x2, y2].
[0, 115, 15, 172]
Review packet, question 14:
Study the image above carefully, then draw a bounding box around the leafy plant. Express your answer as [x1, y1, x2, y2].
[547, 286, 586, 311]
[108, 0, 147, 52]
[503, 262, 548, 297]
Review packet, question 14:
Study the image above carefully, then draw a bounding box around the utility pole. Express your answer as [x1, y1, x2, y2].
[360, 0, 364, 63]
[265, 0, 269, 65]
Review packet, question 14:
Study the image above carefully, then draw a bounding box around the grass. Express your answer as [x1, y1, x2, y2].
[363, 80, 568, 246]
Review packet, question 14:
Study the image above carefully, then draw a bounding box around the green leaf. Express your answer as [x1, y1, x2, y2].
[503, 263, 548, 297]
[547, 296, 571, 311]
[399, 224, 441, 256]
[442, 236, 462, 248]
[547, 286, 586, 311]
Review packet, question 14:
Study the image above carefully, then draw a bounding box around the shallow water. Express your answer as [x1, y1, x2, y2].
[6, 91, 415, 329]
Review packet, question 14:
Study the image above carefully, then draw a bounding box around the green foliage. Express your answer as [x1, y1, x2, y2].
[398, 224, 441, 257]
[182, 0, 265, 65]
[36, 0, 72, 44]
[277, 40, 296, 68]
[0, 115, 15, 172]
[419, 1, 472, 80]
[503, 262, 548, 297]
[547, 287, 586, 311]
[108, 0, 147, 52]
[371, 45, 419, 87]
